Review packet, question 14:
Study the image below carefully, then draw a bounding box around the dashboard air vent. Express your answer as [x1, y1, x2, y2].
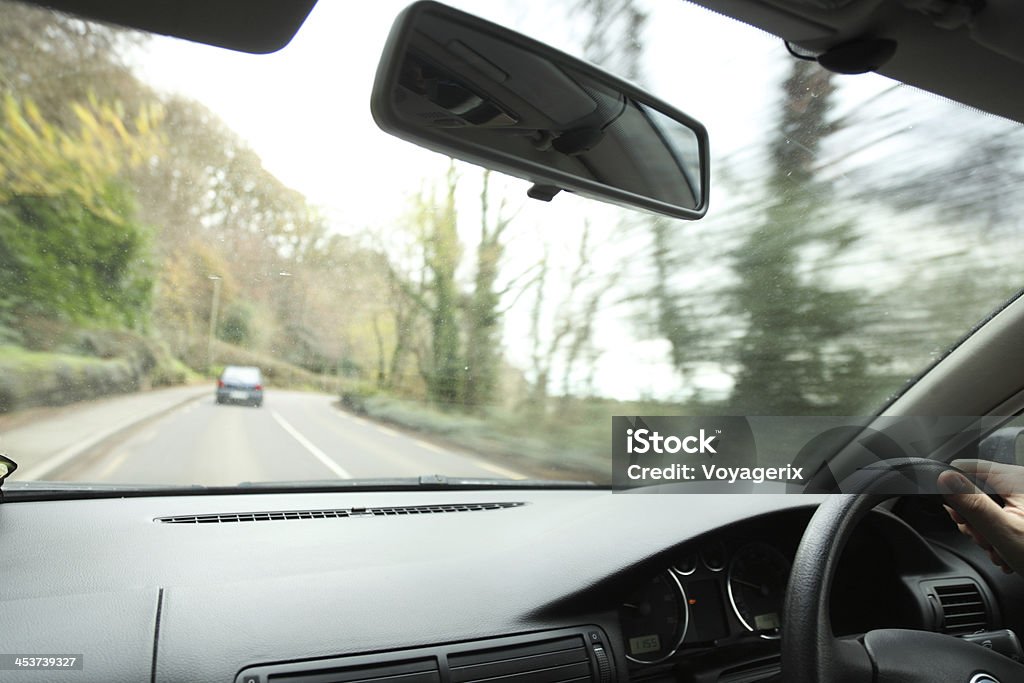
[448, 634, 595, 683]
[156, 501, 524, 524]
[267, 657, 439, 683]
[236, 626, 614, 683]
[933, 581, 987, 634]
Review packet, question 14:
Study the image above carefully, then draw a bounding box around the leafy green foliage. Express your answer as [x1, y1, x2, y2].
[408, 162, 464, 406]
[649, 61, 891, 414]
[0, 180, 152, 327]
[727, 61, 879, 414]
[0, 91, 158, 329]
[0, 94, 163, 223]
[462, 170, 512, 410]
[218, 302, 253, 346]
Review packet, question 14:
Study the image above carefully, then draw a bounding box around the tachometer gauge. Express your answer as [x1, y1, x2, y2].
[726, 542, 791, 639]
[618, 571, 689, 664]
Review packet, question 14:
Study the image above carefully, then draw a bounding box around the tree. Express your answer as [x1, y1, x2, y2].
[218, 302, 254, 346]
[0, 1, 147, 127]
[462, 170, 514, 409]
[0, 94, 158, 329]
[421, 163, 463, 404]
[727, 60, 871, 414]
[0, 0, 395, 385]
[524, 221, 619, 410]
[127, 94, 340, 368]
[572, 0, 648, 82]
[385, 162, 466, 406]
[0, 183, 152, 328]
[379, 251, 425, 393]
[648, 216, 708, 383]
[0, 94, 163, 223]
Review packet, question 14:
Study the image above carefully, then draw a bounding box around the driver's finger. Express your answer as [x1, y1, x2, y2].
[950, 459, 1024, 496]
[939, 470, 1011, 547]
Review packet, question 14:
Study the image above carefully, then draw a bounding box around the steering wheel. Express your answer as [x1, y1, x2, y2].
[781, 457, 1024, 683]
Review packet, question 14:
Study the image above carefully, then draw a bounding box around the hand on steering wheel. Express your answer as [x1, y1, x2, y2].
[940, 460, 1024, 575]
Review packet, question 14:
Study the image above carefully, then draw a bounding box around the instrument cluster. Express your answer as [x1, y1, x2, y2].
[617, 534, 797, 665]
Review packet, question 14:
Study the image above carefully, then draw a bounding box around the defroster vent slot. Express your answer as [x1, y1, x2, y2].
[157, 502, 525, 524]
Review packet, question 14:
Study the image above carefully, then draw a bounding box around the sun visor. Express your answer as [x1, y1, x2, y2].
[30, 0, 318, 54]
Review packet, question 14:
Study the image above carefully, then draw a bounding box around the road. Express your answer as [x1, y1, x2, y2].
[27, 390, 525, 486]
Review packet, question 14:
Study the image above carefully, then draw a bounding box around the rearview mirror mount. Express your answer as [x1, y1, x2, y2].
[371, 1, 710, 220]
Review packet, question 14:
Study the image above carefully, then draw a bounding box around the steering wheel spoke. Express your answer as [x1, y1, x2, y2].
[830, 637, 873, 682]
[863, 628, 1024, 682]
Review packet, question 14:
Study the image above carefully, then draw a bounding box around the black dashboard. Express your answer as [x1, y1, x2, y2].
[0, 489, 1017, 682]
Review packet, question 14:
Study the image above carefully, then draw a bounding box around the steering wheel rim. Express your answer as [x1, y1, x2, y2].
[781, 457, 1024, 683]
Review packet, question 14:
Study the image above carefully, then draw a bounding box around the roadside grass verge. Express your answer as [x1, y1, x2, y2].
[336, 390, 693, 484]
[0, 320, 209, 413]
[0, 333, 337, 415]
[0, 345, 147, 413]
[360, 395, 606, 481]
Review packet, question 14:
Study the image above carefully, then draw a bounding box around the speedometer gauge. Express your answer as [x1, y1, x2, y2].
[726, 542, 790, 639]
[618, 571, 689, 664]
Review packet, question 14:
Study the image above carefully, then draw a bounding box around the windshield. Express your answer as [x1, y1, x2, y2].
[1, 0, 1021, 488]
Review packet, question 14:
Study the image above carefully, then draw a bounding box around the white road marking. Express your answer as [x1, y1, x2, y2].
[271, 411, 352, 479]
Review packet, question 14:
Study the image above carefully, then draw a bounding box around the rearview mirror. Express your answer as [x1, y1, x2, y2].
[371, 1, 709, 220]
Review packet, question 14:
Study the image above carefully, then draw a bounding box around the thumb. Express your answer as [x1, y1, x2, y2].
[939, 470, 1008, 543]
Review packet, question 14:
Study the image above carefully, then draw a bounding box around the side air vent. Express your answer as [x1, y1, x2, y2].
[156, 502, 525, 524]
[928, 580, 988, 634]
[448, 634, 594, 683]
[236, 626, 615, 683]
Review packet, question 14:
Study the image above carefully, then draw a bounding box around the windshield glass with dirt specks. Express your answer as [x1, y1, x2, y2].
[1, 0, 1022, 487]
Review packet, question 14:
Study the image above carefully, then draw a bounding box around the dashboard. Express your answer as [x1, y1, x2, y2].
[0, 489, 1017, 682]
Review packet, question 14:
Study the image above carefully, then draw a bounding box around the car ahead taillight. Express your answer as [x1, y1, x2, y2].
[255, 384, 263, 391]
[217, 380, 224, 388]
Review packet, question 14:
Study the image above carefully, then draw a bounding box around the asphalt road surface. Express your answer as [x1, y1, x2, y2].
[62, 390, 525, 486]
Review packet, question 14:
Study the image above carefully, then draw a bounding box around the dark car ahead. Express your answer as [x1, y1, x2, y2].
[215, 366, 264, 407]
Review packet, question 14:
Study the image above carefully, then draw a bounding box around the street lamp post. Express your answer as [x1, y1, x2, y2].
[279, 271, 312, 371]
[207, 275, 222, 374]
